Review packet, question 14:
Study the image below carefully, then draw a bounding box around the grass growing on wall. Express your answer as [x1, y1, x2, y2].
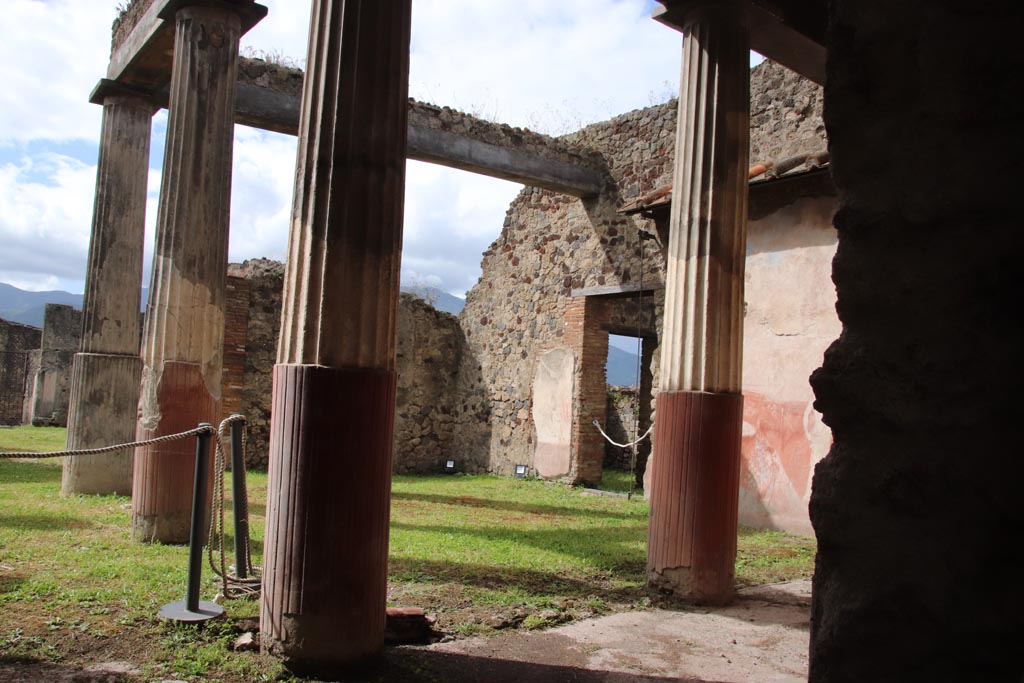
[0, 436, 815, 682]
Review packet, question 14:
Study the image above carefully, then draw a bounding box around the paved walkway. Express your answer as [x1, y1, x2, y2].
[382, 580, 811, 682]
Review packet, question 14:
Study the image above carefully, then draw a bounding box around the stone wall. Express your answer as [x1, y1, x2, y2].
[460, 60, 827, 484]
[224, 260, 489, 473]
[808, 2, 1023, 680]
[0, 319, 41, 425]
[394, 294, 490, 474]
[226, 259, 282, 469]
[29, 304, 82, 427]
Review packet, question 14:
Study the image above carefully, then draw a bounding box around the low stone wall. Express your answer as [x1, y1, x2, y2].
[0, 319, 41, 426]
[29, 305, 82, 427]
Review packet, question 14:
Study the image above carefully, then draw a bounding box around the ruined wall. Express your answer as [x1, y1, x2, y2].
[30, 304, 82, 427]
[460, 100, 672, 478]
[225, 260, 488, 472]
[226, 259, 282, 469]
[0, 319, 41, 425]
[461, 60, 826, 482]
[740, 174, 838, 535]
[808, 2, 1023, 680]
[394, 294, 490, 474]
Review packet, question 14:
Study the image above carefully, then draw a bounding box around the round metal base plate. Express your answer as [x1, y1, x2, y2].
[158, 600, 225, 623]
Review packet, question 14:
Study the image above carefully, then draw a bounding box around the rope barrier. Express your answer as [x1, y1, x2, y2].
[0, 425, 215, 459]
[208, 415, 261, 600]
[592, 419, 653, 449]
[1, 416, 262, 602]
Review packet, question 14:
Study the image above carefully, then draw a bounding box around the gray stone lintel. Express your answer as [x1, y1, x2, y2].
[108, 0, 267, 92]
[406, 126, 604, 198]
[570, 283, 663, 299]
[653, 0, 825, 85]
[221, 83, 607, 198]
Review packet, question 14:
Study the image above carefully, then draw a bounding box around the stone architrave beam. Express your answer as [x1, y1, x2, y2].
[654, 0, 826, 85]
[62, 80, 155, 497]
[108, 0, 267, 93]
[109, 0, 605, 198]
[646, 0, 751, 605]
[260, 0, 411, 675]
[226, 85, 607, 197]
[405, 125, 603, 197]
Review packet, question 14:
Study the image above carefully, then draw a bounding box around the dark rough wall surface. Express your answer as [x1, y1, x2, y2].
[809, 2, 1024, 681]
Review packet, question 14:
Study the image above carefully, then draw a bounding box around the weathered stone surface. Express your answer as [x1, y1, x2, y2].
[29, 305, 82, 427]
[460, 60, 822, 481]
[133, 4, 242, 543]
[261, 0, 412, 673]
[808, 2, 1023, 680]
[63, 93, 152, 496]
[62, 353, 141, 496]
[0, 319, 41, 426]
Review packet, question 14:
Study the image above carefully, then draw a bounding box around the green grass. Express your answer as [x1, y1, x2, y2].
[0, 426, 68, 454]
[0, 432, 815, 682]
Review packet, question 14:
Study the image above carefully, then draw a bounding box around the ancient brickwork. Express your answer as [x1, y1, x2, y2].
[221, 275, 250, 422]
[0, 319, 42, 425]
[224, 260, 489, 473]
[749, 61, 826, 165]
[394, 293, 490, 474]
[460, 102, 673, 477]
[462, 60, 823, 479]
[604, 387, 640, 471]
[227, 259, 282, 468]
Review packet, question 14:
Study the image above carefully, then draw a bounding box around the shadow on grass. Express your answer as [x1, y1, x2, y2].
[388, 556, 646, 604]
[0, 460, 62, 485]
[0, 513, 94, 531]
[390, 491, 641, 521]
[391, 521, 646, 572]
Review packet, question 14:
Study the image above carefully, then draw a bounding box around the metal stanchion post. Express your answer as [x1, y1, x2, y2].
[158, 423, 225, 623]
[229, 415, 248, 579]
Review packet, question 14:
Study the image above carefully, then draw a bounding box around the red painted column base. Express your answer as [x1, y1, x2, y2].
[647, 390, 743, 605]
[132, 360, 219, 543]
[260, 364, 397, 676]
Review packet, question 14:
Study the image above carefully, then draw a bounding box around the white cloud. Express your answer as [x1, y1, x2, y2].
[0, 1, 112, 145]
[0, 0, 688, 299]
[0, 153, 95, 289]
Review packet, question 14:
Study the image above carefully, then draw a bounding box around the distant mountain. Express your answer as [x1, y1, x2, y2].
[401, 286, 465, 315]
[0, 281, 465, 327]
[0, 283, 83, 328]
[607, 345, 642, 387]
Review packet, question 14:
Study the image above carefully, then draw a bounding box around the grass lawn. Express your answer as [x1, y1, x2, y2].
[0, 427, 815, 682]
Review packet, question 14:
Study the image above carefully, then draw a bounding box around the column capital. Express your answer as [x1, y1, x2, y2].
[88, 78, 156, 108]
[158, 0, 267, 34]
[654, 0, 750, 33]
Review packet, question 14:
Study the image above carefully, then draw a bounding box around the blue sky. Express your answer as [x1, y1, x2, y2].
[0, 1, 757, 301]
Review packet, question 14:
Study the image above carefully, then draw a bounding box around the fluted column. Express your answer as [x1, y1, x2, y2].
[260, 0, 411, 675]
[132, 4, 243, 543]
[647, 0, 750, 604]
[63, 83, 153, 496]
